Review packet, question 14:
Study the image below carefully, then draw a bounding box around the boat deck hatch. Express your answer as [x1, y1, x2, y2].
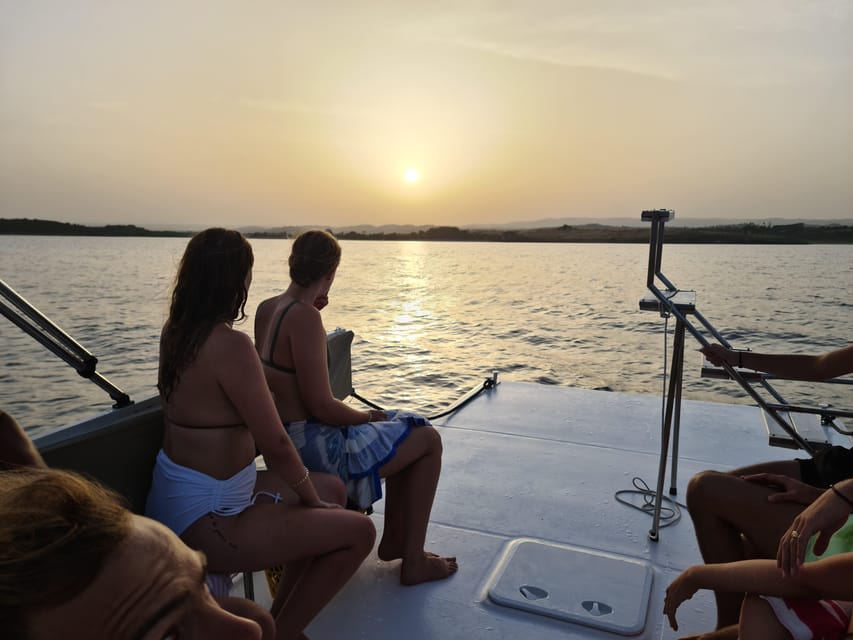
[486, 539, 653, 635]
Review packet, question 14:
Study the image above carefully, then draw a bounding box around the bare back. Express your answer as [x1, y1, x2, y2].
[162, 325, 260, 479]
[254, 295, 316, 422]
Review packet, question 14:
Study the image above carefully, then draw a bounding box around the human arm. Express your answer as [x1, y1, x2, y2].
[289, 305, 386, 425]
[664, 554, 853, 631]
[778, 478, 853, 576]
[742, 473, 824, 506]
[701, 344, 853, 381]
[215, 331, 335, 507]
[0, 410, 46, 469]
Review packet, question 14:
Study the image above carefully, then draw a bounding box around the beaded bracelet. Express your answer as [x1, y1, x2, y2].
[289, 466, 310, 490]
[830, 484, 853, 510]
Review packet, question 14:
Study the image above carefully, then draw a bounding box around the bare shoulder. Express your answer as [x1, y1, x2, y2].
[206, 325, 256, 360]
[255, 296, 277, 321]
[289, 300, 322, 324]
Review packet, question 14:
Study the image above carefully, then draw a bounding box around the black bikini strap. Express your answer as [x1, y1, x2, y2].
[266, 300, 302, 363]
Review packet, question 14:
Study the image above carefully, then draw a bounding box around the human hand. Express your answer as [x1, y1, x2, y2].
[700, 344, 732, 367]
[742, 473, 823, 506]
[778, 486, 851, 576]
[313, 294, 329, 310]
[366, 409, 388, 422]
[663, 567, 700, 631]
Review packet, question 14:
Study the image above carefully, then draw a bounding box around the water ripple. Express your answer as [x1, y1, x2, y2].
[1, 238, 851, 434]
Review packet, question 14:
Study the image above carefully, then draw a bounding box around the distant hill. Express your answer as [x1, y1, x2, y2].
[465, 216, 853, 230]
[333, 222, 853, 244]
[3, 217, 853, 243]
[0, 218, 188, 237]
[246, 217, 853, 234]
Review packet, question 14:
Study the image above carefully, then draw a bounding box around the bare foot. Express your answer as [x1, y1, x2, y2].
[400, 553, 458, 586]
[378, 540, 440, 561]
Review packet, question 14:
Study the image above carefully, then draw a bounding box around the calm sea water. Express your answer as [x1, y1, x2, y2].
[1, 235, 851, 438]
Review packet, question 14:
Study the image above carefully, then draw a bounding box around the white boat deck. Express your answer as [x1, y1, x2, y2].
[242, 381, 818, 639]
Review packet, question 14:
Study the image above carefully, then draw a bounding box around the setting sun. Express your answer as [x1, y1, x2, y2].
[403, 167, 421, 184]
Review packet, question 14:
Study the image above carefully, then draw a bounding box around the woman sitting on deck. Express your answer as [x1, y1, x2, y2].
[145, 228, 375, 640]
[254, 229, 457, 586]
[666, 477, 853, 640]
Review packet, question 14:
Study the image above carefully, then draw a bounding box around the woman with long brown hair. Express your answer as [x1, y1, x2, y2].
[146, 228, 374, 639]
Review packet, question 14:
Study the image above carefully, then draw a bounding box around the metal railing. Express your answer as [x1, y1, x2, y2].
[1, 278, 131, 408]
[639, 209, 851, 541]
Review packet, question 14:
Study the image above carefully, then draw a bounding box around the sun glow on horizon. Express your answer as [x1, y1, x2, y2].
[403, 167, 421, 184]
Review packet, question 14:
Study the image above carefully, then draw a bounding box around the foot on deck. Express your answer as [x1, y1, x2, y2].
[400, 553, 458, 586]
[377, 540, 440, 561]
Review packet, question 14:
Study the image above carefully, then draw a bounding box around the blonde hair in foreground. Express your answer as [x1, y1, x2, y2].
[0, 467, 132, 639]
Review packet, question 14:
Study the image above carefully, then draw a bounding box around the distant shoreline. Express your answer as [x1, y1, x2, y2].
[2, 217, 853, 244]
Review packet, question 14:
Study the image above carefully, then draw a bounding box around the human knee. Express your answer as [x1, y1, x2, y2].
[686, 470, 727, 513]
[349, 513, 377, 553]
[422, 425, 443, 455]
[738, 593, 785, 640]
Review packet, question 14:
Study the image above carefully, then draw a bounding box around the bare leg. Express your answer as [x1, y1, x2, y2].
[216, 596, 276, 640]
[269, 510, 374, 639]
[379, 474, 440, 560]
[254, 471, 347, 613]
[738, 594, 792, 640]
[375, 427, 435, 560]
[378, 472, 405, 555]
[376, 426, 457, 585]
[184, 474, 374, 640]
[686, 470, 805, 628]
[728, 459, 802, 479]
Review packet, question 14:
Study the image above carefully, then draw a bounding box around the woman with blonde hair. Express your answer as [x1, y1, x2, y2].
[1, 467, 271, 640]
[255, 229, 456, 586]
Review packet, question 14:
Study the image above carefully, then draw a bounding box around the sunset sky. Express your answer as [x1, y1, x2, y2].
[1, 1, 851, 228]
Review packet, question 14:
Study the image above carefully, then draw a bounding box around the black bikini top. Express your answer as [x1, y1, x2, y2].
[167, 417, 246, 430]
[260, 300, 302, 375]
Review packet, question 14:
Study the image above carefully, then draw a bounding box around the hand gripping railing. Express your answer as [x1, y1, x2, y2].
[1, 278, 132, 408]
[639, 210, 852, 541]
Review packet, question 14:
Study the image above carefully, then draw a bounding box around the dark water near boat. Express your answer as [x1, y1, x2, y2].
[1, 236, 851, 438]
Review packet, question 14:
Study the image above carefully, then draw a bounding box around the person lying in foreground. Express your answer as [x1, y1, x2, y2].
[667, 478, 853, 640]
[0, 467, 274, 640]
[0, 409, 46, 470]
[255, 229, 457, 585]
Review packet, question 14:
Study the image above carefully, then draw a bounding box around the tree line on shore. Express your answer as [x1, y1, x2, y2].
[2, 217, 852, 244]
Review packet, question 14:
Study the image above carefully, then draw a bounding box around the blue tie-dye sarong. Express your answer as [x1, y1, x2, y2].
[284, 409, 429, 509]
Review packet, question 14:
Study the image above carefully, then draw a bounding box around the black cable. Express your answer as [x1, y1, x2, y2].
[349, 391, 385, 411]
[615, 477, 687, 529]
[350, 376, 498, 422]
